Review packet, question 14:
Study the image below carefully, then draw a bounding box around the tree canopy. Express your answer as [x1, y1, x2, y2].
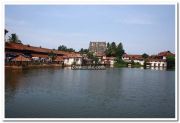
[79, 48, 89, 54]
[5, 29, 8, 35]
[58, 45, 75, 52]
[86, 52, 99, 64]
[105, 42, 125, 59]
[8, 33, 22, 43]
[166, 56, 175, 69]
[142, 53, 149, 59]
[48, 51, 57, 61]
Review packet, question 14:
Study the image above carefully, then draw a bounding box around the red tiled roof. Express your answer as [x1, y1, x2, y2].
[62, 55, 68, 59]
[103, 57, 115, 60]
[158, 51, 175, 57]
[5, 51, 21, 55]
[147, 58, 166, 62]
[65, 53, 82, 58]
[11, 55, 31, 61]
[5, 42, 67, 55]
[123, 54, 142, 60]
[54, 56, 64, 61]
[31, 54, 48, 58]
[5, 42, 24, 50]
[149, 55, 157, 58]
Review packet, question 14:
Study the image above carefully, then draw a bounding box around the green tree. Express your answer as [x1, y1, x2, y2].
[105, 42, 125, 59]
[67, 48, 75, 52]
[166, 56, 175, 69]
[5, 29, 8, 35]
[58, 45, 75, 52]
[87, 52, 94, 59]
[58, 45, 67, 51]
[93, 56, 99, 65]
[111, 42, 117, 56]
[79, 48, 89, 54]
[48, 51, 57, 61]
[105, 49, 111, 57]
[105, 42, 117, 57]
[142, 53, 149, 59]
[86, 52, 99, 65]
[8, 33, 22, 43]
[116, 43, 125, 59]
[107, 42, 110, 48]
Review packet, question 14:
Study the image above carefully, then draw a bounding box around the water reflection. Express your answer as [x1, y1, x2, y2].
[5, 67, 175, 118]
[5, 69, 24, 103]
[150, 67, 166, 71]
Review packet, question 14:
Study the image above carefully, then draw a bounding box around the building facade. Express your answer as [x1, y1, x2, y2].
[146, 59, 167, 67]
[122, 54, 144, 65]
[89, 42, 106, 54]
[63, 54, 82, 66]
[102, 56, 115, 66]
[122, 51, 175, 68]
[5, 42, 82, 66]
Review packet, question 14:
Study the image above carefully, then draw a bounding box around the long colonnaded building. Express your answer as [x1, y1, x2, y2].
[5, 42, 82, 66]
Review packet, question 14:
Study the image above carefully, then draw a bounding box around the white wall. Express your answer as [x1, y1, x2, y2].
[64, 58, 74, 65]
[122, 57, 131, 62]
[134, 60, 144, 65]
[64, 58, 82, 66]
[163, 56, 166, 60]
[149, 61, 167, 67]
[110, 60, 115, 65]
[75, 58, 82, 65]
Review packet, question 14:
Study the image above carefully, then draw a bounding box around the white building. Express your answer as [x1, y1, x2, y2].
[122, 54, 144, 65]
[133, 59, 144, 65]
[157, 51, 175, 60]
[63, 53, 82, 66]
[147, 59, 167, 67]
[122, 54, 131, 62]
[102, 56, 116, 66]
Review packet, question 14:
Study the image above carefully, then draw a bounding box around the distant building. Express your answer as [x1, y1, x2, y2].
[102, 56, 116, 66]
[63, 53, 82, 66]
[89, 41, 106, 54]
[157, 51, 175, 60]
[145, 51, 175, 68]
[146, 59, 167, 67]
[122, 51, 175, 68]
[149, 51, 175, 60]
[122, 54, 144, 65]
[5, 42, 83, 66]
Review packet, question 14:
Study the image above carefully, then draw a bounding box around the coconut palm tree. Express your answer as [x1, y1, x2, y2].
[8, 33, 22, 43]
[5, 29, 8, 35]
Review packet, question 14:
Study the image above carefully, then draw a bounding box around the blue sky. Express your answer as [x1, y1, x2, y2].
[5, 5, 175, 55]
